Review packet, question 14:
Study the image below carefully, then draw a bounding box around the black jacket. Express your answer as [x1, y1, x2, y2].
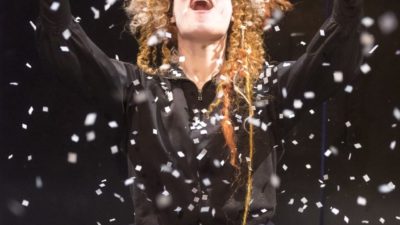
[36, 0, 363, 224]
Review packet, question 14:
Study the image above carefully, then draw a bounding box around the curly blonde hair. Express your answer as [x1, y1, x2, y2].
[125, 0, 293, 224]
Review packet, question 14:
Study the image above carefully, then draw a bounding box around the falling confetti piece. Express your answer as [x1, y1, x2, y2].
[84, 113, 97, 126]
[29, 21, 36, 30]
[50, 1, 60, 11]
[108, 121, 118, 128]
[110, 145, 118, 154]
[363, 174, 371, 182]
[62, 29, 71, 40]
[71, 134, 79, 143]
[60, 46, 70, 52]
[357, 196, 367, 206]
[393, 107, 400, 121]
[360, 63, 371, 74]
[331, 207, 339, 215]
[90, 7, 100, 19]
[333, 71, 343, 83]
[390, 141, 396, 150]
[28, 106, 34, 115]
[270, 174, 281, 188]
[378, 182, 396, 193]
[21, 200, 29, 207]
[86, 131, 96, 142]
[361, 17, 375, 27]
[344, 85, 353, 93]
[196, 149, 207, 160]
[378, 11, 398, 35]
[68, 152, 77, 164]
[35, 176, 43, 189]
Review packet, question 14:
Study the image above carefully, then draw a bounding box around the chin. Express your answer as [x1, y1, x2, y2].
[185, 30, 226, 43]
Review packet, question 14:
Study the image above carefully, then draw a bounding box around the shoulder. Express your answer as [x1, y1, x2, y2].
[110, 59, 145, 87]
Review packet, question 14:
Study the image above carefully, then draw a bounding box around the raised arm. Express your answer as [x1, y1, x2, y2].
[36, 0, 133, 120]
[272, 0, 364, 135]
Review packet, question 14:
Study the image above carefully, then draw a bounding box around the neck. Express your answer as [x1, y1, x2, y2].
[177, 35, 227, 90]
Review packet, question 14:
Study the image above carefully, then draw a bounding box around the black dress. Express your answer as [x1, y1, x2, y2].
[36, 0, 363, 224]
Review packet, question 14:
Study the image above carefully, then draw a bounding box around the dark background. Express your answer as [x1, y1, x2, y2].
[1, 0, 399, 225]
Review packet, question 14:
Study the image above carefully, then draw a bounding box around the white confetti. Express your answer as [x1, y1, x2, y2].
[361, 17, 375, 28]
[28, 106, 34, 115]
[95, 189, 102, 195]
[357, 196, 367, 206]
[21, 200, 29, 207]
[108, 121, 118, 128]
[282, 164, 288, 171]
[179, 56, 186, 63]
[62, 29, 71, 40]
[135, 165, 142, 172]
[390, 141, 396, 150]
[71, 134, 79, 143]
[333, 71, 343, 83]
[378, 181, 396, 193]
[196, 149, 207, 160]
[60, 46, 70, 52]
[90, 7, 100, 19]
[104, 0, 117, 11]
[29, 21, 37, 30]
[331, 207, 339, 215]
[270, 174, 281, 188]
[86, 131, 96, 142]
[50, 1, 60, 11]
[393, 107, 400, 121]
[26, 63, 32, 69]
[177, 151, 185, 158]
[42, 106, 49, 112]
[363, 174, 371, 182]
[124, 177, 135, 186]
[68, 152, 77, 164]
[110, 145, 118, 154]
[368, 45, 379, 54]
[378, 11, 398, 35]
[84, 113, 97, 126]
[360, 63, 371, 74]
[344, 85, 353, 93]
[293, 99, 303, 109]
[202, 178, 211, 186]
[304, 91, 315, 99]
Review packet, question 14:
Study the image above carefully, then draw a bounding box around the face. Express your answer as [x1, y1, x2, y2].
[173, 0, 233, 43]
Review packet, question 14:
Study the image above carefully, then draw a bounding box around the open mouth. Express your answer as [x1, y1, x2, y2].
[190, 0, 214, 11]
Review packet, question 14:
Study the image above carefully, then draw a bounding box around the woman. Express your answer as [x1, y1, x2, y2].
[36, 0, 363, 224]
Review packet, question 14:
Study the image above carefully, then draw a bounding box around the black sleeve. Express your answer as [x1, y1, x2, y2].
[272, 0, 364, 136]
[36, 0, 133, 120]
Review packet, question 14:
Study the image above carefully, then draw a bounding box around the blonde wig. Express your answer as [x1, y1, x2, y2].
[124, 0, 293, 224]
